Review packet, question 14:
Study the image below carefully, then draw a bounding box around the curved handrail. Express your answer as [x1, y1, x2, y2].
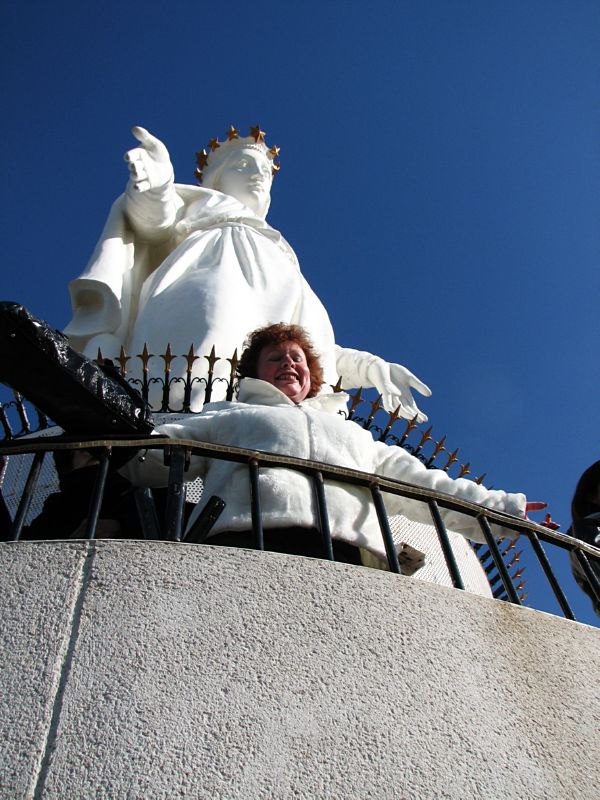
[0, 433, 597, 556]
[1, 434, 599, 622]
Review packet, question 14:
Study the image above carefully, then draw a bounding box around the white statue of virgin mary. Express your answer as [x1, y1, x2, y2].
[64, 125, 431, 418]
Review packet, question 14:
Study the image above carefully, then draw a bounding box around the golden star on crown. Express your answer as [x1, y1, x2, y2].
[194, 125, 282, 180]
[195, 149, 209, 169]
[249, 124, 266, 143]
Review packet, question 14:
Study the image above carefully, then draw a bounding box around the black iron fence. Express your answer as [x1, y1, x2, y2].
[1, 434, 599, 624]
[0, 344, 489, 480]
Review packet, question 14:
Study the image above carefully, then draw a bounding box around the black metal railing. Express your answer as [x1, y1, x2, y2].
[1, 434, 599, 624]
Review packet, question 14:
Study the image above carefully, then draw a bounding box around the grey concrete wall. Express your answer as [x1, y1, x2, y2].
[1, 540, 599, 800]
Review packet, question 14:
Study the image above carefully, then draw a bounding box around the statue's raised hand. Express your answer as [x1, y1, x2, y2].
[367, 358, 432, 423]
[124, 126, 173, 192]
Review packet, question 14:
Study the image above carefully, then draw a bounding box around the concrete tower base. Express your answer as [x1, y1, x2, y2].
[1, 540, 599, 799]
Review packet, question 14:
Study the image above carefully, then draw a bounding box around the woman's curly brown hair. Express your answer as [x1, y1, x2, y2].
[237, 323, 324, 398]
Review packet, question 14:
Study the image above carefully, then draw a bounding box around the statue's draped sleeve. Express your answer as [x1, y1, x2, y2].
[64, 184, 186, 353]
[63, 195, 135, 351]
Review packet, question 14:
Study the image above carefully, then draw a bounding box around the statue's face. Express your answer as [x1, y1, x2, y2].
[217, 147, 272, 216]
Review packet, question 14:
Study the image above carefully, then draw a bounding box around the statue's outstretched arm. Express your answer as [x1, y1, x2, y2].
[64, 127, 182, 352]
[123, 126, 182, 239]
[334, 345, 431, 422]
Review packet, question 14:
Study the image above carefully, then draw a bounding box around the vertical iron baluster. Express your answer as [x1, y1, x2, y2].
[163, 446, 187, 542]
[572, 548, 600, 606]
[9, 451, 45, 541]
[425, 435, 447, 468]
[182, 346, 197, 413]
[248, 459, 264, 550]
[428, 499, 465, 590]
[312, 471, 334, 560]
[377, 406, 402, 443]
[346, 388, 363, 422]
[225, 349, 239, 402]
[84, 448, 111, 540]
[204, 347, 219, 404]
[117, 345, 130, 377]
[14, 391, 30, 435]
[528, 531, 575, 619]
[489, 572, 503, 589]
[480, 550, 499, 572]
[397, 415, 419, 448]
[412, 426, 433, 460]
[138, 344, 151, 405]
[363, 395, 383, 430]
[0, 403, 14, 439]
[182, 373, 193, 413]
[478, 516, 521, 605]
[370, 484, 401, 573]
[34, 407, 49, 432]
[442, 449, 459, 473]
[133, 487, 162, 541]
[160, 344, 175, 412]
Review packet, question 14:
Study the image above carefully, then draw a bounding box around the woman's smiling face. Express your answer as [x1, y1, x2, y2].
[256, 341, 312, 402]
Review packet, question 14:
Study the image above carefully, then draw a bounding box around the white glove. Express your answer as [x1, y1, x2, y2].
[124, 126, 173, 192]
[334, 346, 431, 422]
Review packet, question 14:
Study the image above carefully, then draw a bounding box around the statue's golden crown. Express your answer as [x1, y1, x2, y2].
[194, 125, 280, 184]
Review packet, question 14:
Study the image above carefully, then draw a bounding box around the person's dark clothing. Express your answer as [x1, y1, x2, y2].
[1, 463, 143, 540]
[569, 511, 600, 617]
[207, 527, 362, 564]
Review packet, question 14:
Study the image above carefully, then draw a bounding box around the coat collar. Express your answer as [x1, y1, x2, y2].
[238, 378, 349, 414]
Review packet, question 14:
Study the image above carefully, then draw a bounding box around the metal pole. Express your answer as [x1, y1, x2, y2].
[9, 451, 45, 541]
[248, 459, 264, 550]
[478, 516, 521, 605]
[163, 445, 187, 542]
[428, 499, 465, 590]
[528, 531, 575, 620]
[370, 484, 401, 573]
[312, 471, 334, 560]
[84, 448, 111, 540]
[572, 549, 600, 607]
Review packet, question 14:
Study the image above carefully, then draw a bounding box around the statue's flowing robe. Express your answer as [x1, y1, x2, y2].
[65, 186, 337, 411]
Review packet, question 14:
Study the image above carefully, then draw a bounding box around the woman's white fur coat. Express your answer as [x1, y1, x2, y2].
[124, 378, 526, 559]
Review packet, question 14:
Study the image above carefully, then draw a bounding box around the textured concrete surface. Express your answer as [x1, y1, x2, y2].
[0, 543, 87, 798]
[1, 540, 599, 799]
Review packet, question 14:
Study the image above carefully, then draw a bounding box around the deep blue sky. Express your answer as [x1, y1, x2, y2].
[2, 0, 599, 624]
